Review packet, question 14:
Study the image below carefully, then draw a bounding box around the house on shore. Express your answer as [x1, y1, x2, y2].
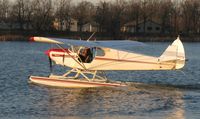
[53, 18, 78, 32]
[82, 22, 99, 32]
[122, 19, 164, 34]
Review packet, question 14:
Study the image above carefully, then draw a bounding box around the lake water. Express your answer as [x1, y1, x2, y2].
[0, 41, 200, 119]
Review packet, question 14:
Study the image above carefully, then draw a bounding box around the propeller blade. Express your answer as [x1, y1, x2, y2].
[49, 57, 53, 73]
[62, 54, 65, 64]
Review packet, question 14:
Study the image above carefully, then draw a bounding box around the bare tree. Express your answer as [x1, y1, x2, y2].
[140, 0, 158, 33]
[140, 0, 148, 33]
[170, 1, 181, 35]
[72, 1, 95, 32]
[30, 0, 53, 31]
[10, 0, 26, 30]
[181, 0, 200, 34]
[95, 1, 111, 32]
[1, 0, 199, 37]
[55, 0, 72, 31]
[9, 0, 33, 30]
[109, 0, 127, 38]
[126, 0, 141, 33]
[0, 0, 10, 22]
[157, 0, 173, 33]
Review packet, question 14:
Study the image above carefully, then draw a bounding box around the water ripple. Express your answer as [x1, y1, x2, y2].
[0, 42, 200, 118]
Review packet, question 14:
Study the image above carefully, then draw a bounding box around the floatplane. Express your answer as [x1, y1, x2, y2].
[29, 35, 185, 88]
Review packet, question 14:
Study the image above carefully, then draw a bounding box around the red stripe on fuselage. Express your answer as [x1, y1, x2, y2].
[52, 54, 76, 58]
[45, 48, 70, 57]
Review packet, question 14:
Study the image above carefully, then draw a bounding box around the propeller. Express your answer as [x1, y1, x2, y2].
[62, 53, 65, 64]
[48, 56, 53, 73]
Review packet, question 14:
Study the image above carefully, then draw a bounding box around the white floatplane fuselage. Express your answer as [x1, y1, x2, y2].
[46, 38, 185, 71]
[29, 36, 185, 88]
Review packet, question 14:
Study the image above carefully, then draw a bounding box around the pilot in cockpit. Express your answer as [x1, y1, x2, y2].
[79, 47, 93, 63]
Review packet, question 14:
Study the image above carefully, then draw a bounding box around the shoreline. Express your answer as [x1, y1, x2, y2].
[1, 34, 200, 42]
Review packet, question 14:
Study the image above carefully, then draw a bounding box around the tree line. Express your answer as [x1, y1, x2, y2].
[0, 0, 200, 37]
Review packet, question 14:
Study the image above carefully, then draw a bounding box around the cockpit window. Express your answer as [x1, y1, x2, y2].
[78, 47, 94, 63]
[76, 47, 105, 63]
[96, 48, 105, 56]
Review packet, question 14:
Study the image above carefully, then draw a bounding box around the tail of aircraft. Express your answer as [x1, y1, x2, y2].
[159, 36, 185, 69]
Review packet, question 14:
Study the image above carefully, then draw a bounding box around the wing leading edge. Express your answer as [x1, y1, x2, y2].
[30, 37, 146, 50]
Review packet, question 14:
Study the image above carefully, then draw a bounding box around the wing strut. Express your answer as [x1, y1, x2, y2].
[48, 56, 53, 73]
[87, 32, 96, 41]
[50, 68, 108, 82]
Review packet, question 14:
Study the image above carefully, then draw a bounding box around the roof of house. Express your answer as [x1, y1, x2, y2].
[124, 19, 162, 27]
[54, 18, 78, 22]
[83, 22, 99, 27]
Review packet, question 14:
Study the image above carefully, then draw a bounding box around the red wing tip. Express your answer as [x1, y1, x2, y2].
[29, 37, 35, 42]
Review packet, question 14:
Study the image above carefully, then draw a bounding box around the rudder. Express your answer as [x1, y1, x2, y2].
[159, 36, 185, 69]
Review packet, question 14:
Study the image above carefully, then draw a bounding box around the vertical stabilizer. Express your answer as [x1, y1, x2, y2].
[159, 36, 185, 69]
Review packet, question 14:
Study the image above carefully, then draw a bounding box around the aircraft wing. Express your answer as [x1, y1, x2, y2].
[30, 37, 146, 50]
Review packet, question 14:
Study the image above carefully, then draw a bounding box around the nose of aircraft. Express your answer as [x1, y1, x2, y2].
[29, 37, 35, 42]
[45, 49, 51, 57]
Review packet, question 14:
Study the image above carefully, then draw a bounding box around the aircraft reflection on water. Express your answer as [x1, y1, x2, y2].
[29, 83, 185, 118]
